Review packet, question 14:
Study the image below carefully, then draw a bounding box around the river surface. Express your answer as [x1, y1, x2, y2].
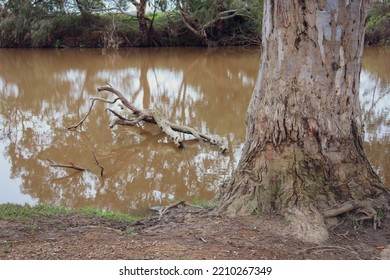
[0, 47, 389, 215]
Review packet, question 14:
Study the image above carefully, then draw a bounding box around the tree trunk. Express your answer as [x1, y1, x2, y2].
[137, 0, 149, 46]
[217, 0, 388, 243]
[129, 0, 150, 46]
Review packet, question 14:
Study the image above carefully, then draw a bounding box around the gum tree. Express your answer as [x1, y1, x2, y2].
[217, 0, 389, 243]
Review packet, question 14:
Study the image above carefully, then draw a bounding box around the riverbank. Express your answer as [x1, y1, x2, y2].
[0, 12, 258, 48]
[1, 203, 389, 259]
[1, 3, 389, 48]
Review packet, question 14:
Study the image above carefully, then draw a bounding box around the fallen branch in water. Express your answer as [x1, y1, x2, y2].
[68, 85, 227, 153]
[47, 159, 85, 172]
[68, 97, 120, 130]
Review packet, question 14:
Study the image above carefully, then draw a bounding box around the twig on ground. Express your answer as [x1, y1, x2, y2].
[297, 246, 352, 254]
[199, 237, 207, 243]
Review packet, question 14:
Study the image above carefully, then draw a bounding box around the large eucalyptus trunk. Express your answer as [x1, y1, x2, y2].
[217, 0, 387, 243]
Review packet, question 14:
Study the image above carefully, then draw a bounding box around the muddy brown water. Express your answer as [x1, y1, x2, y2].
[0, 47, 389, 215]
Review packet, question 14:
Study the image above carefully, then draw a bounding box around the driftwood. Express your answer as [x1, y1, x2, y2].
[68, 85, 227, 153]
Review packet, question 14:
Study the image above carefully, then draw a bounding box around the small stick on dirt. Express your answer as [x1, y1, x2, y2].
[337, 231, 353, 240]
[93, 151, 104, 176]
[330, 219, 345, 234]
[296, 246, 352, 255]
[47, 159, 85, 172]
[158, 201, 186, 220]
[199, 237, 207, 243]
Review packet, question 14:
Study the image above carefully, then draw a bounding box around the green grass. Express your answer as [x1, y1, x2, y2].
[346, 213, 360, 228]
[77, 206, 139, 222]
[0, 204, 71, 221]
[192, 198, 218, 209]
[376, 207, 385, 221]
[0, 203, 139, 223]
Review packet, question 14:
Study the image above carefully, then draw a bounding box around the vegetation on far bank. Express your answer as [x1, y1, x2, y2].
[366, 1, 390, 45]
[0, 203, 140, 222]
[0, 0, 262, 48]
[0, 0, 388, 48]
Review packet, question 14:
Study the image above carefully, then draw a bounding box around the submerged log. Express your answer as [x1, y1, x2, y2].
[68, 85, 227, 153]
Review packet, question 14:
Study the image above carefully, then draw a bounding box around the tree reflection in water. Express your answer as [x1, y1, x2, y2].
[360, 47, 390, 191]
[0, 47, 388, 214]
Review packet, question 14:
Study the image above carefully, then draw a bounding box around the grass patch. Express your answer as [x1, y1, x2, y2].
[346, 213, 360, 229]
[192, 198, 218, 209]
[0, 204, 71, 221]
[77, 207, 139, 222]
[0, 203, 139, 223]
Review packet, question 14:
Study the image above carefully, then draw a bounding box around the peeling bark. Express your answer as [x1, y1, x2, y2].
[217, 0, 388, 243]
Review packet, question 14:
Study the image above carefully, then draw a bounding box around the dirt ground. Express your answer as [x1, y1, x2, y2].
[1, 205, 390, 260]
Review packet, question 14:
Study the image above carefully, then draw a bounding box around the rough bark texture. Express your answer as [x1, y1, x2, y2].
[130, 0, 149, 46]
[217, 0, 388, 243]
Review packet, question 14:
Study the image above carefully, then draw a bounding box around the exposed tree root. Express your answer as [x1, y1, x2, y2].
[68, 85, 227, 153]
[324, 200, 385, 229]
[158, 200, 186, 220]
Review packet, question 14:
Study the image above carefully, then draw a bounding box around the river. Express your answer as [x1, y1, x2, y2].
[0, 46, 389, 215]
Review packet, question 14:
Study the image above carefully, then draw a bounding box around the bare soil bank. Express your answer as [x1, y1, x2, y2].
[1, 205, 389, 260]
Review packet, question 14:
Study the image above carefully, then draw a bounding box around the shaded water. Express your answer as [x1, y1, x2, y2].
[0, 47, 389, 215]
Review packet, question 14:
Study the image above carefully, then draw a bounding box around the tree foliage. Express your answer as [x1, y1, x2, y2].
[176, 0, 262, 46]
[366, 1, 390, 44]
[0, 0, 388, 47]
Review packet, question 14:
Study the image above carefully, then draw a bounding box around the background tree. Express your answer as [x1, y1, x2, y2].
[128, 0, 149, 46]
[217, 0, 390, 243]
[365, 0, 390, 44]
[112, 0, 152, 46]
[74, 0, 105, 16]
[176, 0, 262, 46]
